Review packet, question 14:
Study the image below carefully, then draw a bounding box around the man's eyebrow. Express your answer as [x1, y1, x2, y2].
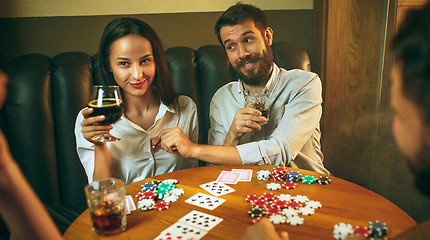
[223, 30, 255, 46]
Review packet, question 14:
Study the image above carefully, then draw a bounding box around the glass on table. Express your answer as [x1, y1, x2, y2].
[88, 85, 123, 142]
[84, 178, 127, 236]
[244, 90, 270, 125]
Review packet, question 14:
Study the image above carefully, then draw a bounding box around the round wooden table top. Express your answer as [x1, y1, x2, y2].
[64, 165, 416, 239]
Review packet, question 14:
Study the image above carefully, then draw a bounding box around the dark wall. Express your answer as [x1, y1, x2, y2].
[0, 10, 313, 65]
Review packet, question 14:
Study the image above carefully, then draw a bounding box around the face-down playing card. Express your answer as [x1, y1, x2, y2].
[185, 192, 226, 210]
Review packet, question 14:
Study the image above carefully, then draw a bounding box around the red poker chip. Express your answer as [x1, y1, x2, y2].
[286, 201, 303, 209]
[245, 194, 261, 203]
[252, 217, 263, 224]
[271, 200, 288, 209]
[353, 226, 372, 237]
[282, 182, 298, 189]
[154, 201, 170, 210]
[261, 192, 278, 201]
[266, 207, 282, 216]
[252, 199, 269, 209]
[141, 191, 157, 199]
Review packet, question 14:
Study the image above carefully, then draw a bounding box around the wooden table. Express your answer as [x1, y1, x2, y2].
[64, 165, 416, 239]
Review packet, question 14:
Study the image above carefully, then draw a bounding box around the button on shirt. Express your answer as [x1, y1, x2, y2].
[75, 95, 199, 185]
[208, 64, 329, 174]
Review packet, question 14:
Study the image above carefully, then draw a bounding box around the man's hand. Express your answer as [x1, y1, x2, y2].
[224, 107, 267, 146]
[152, 127, 197, 158]
[241, 218, 289, 240]
[80, 108, 113, 144]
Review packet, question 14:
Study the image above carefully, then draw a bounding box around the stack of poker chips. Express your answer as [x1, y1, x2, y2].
[135, 179, 185, 211]
[245, 192, 322, 226]
[287, 171, 302, 182]
[333, 220, 388, 239]
[272, 167, 288, 181]
[257, 170, 271, 180]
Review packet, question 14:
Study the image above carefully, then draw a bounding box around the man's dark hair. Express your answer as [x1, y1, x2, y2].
[99, 17, 178, 109]
[214, 2, 268, 45]
[391, 3, 430, 124]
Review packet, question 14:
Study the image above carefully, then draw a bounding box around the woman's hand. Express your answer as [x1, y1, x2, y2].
[80, 108, 113, 144]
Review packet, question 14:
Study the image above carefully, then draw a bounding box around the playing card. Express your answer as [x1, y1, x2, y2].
[231, 169, 253, 182]
[178, 210, 223, 231]
[125, 195, 136, 214]
[199, 181, 235, 196]
[185, 192, 226, 210]
[215, 171, 241, 184]
[154, 221, 207, 240]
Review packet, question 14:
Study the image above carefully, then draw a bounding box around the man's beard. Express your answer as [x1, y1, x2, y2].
[233, 45, 273, 86]
[409, 140, 430, 197]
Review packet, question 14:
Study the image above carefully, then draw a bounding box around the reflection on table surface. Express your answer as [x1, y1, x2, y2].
[64, 164, 416, 240]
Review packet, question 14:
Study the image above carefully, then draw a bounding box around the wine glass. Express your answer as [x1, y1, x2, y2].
[88, 85, 123, 142]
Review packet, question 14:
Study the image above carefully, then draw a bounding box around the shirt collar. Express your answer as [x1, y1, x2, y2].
[237, 63, 279, 95]
[155, 101, 175, 122]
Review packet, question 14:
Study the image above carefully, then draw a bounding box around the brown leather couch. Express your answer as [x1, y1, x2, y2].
[0, 42, 311, 238]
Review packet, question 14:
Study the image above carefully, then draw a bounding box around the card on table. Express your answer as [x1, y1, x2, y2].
[199, 181, 235, 196]
[185, 192, 226, 210]
[215, 170, 241, 184]
[231, 169, 253, 182]
[154, 221, 208, 240]
[178, 210, 223, 232]
[125, 195, 136, 214]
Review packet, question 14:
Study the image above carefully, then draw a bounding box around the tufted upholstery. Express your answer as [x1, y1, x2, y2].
[0, 42, 311, 237]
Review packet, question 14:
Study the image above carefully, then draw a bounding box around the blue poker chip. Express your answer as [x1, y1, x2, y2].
[287, 171, 302, 182]
[368, 220, 388, 237]
[141, 182, 157, 192]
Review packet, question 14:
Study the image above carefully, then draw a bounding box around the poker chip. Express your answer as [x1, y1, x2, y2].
[271, 200, 288, 209]
[154, 201, 170, 210]
[286, 215, 304, 226]
[298, 206, 315, 216]
[162, 179, 178, 184]
[266, 182, 281, 191]
[141, 182, 158, 192]
[301, 175, 317, 184]
[266, 207, 282, 216]
[251, 199, 269, 209]
[368, 220, 388, 237]
[317, 176, 332, 185]
[257, 170, 271, 180]
[353, 226, 372, 237]
[136, 190, 157, 200]
[281, 208, 299, 217]
[306, 200, 322, 209]
[268, 214, 287, 224]
[282, 182, 297, 189]
[252, 217, 263, 224]
[293, 195, 309, 203]
[245, 194, 261, 203]
[272, 167, 288, 181]
[261, 192, 278, 201]
[333, 223, 354, 240]
[170, 188, 185, 196]
[148, 180, 162, 186]
[163, 194, 179, 203]
[287, 171, 302, 182]
[248, 208, 266, 218]
[137, 199, 155, 211]
[286, 201, 303, 210]
[158, 182, 175, 192]
[277, 194, 292, 201]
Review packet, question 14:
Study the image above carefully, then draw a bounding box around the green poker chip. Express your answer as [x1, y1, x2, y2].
[301, 175, 317, 184]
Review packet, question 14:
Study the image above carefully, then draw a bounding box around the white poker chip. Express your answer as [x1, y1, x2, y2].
[266, 182, 281, 191]
[281, 208, 299, 217]
[306, 200, 322, 209]
[162, 179, 178, 184]
[286, 215, 304, 226]
[298, 206, 315, 216]
[293, 195, 309, 203]
[170, 188, 185, 196]
[163, 194, 179, 203]
[137, 199, 155, 210]
[277, 194, 292, 201]
[333, 223, 354, 240]
[268, 214, 287, 224]
[257, 170, 271, 180]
